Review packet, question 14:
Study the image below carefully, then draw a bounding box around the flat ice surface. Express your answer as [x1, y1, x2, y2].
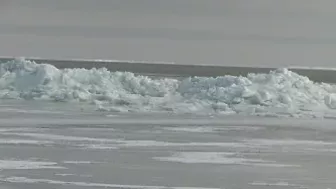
[1, 0, 336, 67]
[0, 102, 336, 189]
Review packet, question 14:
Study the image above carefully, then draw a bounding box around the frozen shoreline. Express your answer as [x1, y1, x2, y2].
[1, 58, 336, 117]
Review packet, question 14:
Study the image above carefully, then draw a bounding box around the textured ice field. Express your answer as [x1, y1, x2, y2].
[2, 59, 336, 118]
[0, 103, 336, 189]
[0, 59, 336, 188]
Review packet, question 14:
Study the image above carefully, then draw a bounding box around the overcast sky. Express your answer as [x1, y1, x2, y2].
[1, 0, 336, 67]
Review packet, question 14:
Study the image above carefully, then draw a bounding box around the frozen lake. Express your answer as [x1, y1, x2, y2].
[1, 0, 336, 67]
[0, 101, 336, 189]
[1, 1, 336, 188]
[0, 51, 335, 188]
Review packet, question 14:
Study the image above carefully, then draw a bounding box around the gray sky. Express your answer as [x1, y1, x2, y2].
[1, 0, 336, 67]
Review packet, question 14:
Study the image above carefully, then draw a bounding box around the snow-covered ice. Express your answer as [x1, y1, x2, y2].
[1, 59, 336, 118]
[0, 104, 335, 188]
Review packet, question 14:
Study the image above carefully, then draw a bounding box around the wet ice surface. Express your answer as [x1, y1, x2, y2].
[0, 101, 336, 189]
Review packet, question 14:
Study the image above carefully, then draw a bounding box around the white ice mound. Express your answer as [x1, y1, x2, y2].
[0, 59, 336, 116]
[178, 68, 335, 113]
[0, 59, 177, 104]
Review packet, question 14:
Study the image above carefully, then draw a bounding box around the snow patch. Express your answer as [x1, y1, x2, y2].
[0, 139, 53, 145]
[163, 126, 262, 133]
[5, 132, 247, 150]
[0, 160, 64, 170]
[55, 173, 75, 176]
[244, 139, 335, 146]
[250, 181, 306, 188]
[3, 132, 120, 143]
[163, 126, 216, 133]
[80, 144, 119, 150]
[0, 128, 44, 132]
[0, 176, 219, 189]
[63, 161, 104, 164]
[303, 148, 336, 153]
[153, 152, 298, 167]
[80, 141, 247, 150]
